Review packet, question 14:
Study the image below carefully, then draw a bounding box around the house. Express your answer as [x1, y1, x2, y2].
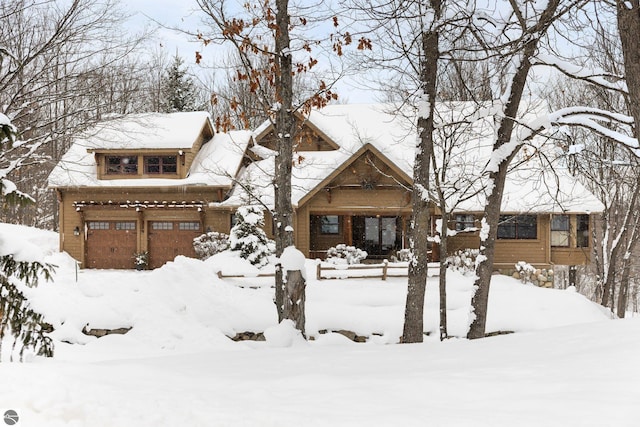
[48, 112, 252, 269]
[49, 104, 604, 270]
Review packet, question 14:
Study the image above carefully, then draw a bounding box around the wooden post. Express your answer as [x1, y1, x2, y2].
[316, 261, 322, 280]
[569, 265, 577, 288]
[382, 259, 388, 281]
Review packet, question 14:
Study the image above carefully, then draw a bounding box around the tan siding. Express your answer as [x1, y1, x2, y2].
[307, 187, 411, 212]
[59, 191, 84, 263]
[448, 214, 551, 266]
[204, 209, 233, 234]
[551, 248, 591, 265]
[260, 126, 336, 152]
[296, 205, 310, 255]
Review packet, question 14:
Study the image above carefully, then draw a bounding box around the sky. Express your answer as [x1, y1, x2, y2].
[124, 0, 379, 104]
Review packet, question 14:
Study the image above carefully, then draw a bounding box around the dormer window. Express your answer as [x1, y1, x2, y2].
[106, 156, 138, 175]
[144, 156, 177, 174]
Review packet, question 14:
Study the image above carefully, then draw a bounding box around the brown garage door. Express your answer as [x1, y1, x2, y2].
[86, 221, 137, 269]
[147, 221, 201, 269]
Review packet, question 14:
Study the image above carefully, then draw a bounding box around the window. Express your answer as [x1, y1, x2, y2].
[115, 222, 136, 230]
[179, 222, 200, 231]
[144, 156, 177, 174]
[152, 222, 173, 230]
[455, 214, 475, 231]
[551, 215, 570, 247]
[106, 156, 138, 174]
[576, 214, 589, 247]
[497, 215, 537, 239]
[88, 221, 109, 230]
[320, 215, 339, 234]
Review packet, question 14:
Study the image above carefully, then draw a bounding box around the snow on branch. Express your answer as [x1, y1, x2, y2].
[533, 54, 628, 94]
[548, 107, 639, 154]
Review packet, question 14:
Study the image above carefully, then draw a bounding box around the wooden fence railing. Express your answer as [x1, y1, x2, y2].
[316, 260, 413, 281]
[216, 261, 437, 281]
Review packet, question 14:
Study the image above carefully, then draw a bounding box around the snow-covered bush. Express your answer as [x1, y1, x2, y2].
[394, 248, 412, 262]
[515, 261, 536, 284]
[193, 231, 230, 260]
[230, 205, 274, 268]
[447, 248, 479, 275]
[325, 244, 367, 265]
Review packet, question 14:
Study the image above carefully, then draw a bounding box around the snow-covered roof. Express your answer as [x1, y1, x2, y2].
[228, 103, 603, 214]
[48, 112, 253, 189]
[81, 111, 210, 151]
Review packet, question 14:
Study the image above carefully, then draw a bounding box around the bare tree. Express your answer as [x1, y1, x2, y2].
[194, 0, 357, 333]
[467, 0, 586, 339]
[0, 0, 150, 229]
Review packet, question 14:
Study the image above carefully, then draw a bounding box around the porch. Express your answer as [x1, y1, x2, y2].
[308, 214, 439, 261]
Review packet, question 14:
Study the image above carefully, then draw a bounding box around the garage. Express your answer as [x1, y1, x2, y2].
[86, 221, 138, 269]
[147, 221, 202, 269]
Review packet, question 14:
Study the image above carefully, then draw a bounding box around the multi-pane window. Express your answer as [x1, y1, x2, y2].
[178, 222, 200, 231]
[106, 156, 138, 174]
[88, 221, 109, 230]
[320, 215, 339, 234]
[455, 214, 475, 231]
[576, 214, 590, 248]
[115, 222, 136, 231]
[144, 156, 177, 174]
[497, 215, 537, 239]
[551, 214, 570, 247]
[152, 222, 173, 230]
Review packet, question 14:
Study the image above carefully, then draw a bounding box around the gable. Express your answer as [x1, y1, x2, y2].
[254, 116, 339, 153]
[298, 143, 412, 207]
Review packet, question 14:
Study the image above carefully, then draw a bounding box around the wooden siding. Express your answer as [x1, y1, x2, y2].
[306, 187, 411, 212]
[550, 248, 591, 265]
[447, 214, 593, 267]
[96, 151, 188, 180]
[259, 127, 337, 152]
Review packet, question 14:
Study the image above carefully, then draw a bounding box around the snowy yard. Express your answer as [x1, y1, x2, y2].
[2, 224, 639, 426]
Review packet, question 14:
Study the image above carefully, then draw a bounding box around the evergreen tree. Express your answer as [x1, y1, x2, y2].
[230, 206, 273, 268]
[160, 54, 201, 112]
[0, 110, 55, 362]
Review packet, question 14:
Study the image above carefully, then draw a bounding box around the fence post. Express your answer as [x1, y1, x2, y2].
[316, 260, 322, 280]
[382, 259, 388, 281]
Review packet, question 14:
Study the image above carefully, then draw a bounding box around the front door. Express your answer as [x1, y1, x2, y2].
[352, 216, 401, 258]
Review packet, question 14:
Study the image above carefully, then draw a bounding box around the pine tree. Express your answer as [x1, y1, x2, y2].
[230, 206, 273, 268]
[0, 111, 55, 362]
[159, 54, 201, 113]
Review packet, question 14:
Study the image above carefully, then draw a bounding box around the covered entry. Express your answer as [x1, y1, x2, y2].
[309, 214, 406, 259]
[147, 221, 202, 269]
[352, 216, 402, 258]
[86, 220, 137, 269]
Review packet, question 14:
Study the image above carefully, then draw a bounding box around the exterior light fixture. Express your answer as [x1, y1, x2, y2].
[74, 226, 80, 236]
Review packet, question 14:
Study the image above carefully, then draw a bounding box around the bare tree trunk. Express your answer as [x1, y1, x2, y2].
[284, 270, 306, 336]
[402, 0, 441, 343]
[438, 212, 448, 341]
[617, 258, 631, 318]
[616, 1, 640, 318]
[273, 0, 297, 324]
[468, 1, 563, 339]
[617, 1, 640, 135]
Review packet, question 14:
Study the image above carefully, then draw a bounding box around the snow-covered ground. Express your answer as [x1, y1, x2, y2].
[1, 223, 639, 426]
